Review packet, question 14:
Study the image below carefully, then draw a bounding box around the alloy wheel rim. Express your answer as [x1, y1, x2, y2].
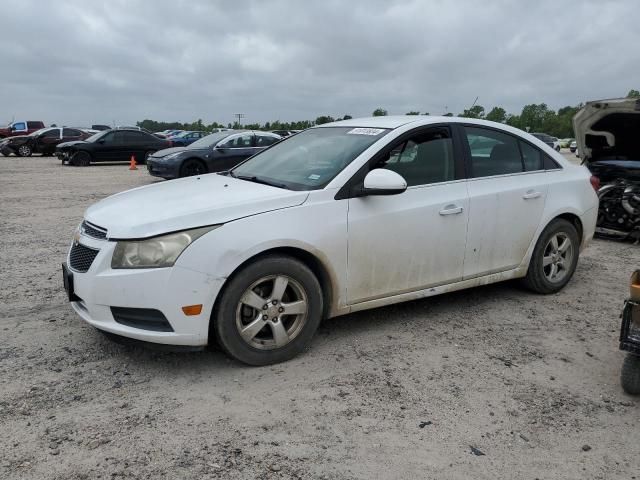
[542, 232, 573, 283]
[235, 275, 308, 350]
[18, 146, 30, 156]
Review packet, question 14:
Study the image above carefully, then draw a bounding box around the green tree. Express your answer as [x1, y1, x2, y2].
[315, 115, 335, 125]
[405, 111, 420, 115]
[485, 106, 506, 123]
[372, 108, 388, 117]
[459, 105, 485, 119]
[627, 89, 640, 98]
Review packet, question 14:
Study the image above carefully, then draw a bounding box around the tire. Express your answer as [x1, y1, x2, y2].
[213, 255, 323, 365]
[70, 151, 91, 167]
[521, 218, 580, 294]
[17, 145, 32, 157]
[179, 158, 207, 177]
[143, 150, 155, 164]
[555, 146, 561, 152]
[621, 354, 640, 395]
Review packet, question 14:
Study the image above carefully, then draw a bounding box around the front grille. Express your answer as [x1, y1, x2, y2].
[69, 243, 100, 272]
[81, 221, 107, 240]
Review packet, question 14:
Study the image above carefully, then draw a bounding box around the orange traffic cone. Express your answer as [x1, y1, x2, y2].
[129, 155, 137, 170]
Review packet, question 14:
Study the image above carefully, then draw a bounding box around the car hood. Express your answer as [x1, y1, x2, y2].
[573, 97, 640, 163]
[151, 146, 189, 157]
[57, 140, 88, 149]
[84, 173, 309, 239]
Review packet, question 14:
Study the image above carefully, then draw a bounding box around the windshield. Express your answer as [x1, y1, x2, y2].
[231, 127, 389, 190]
[188, 131, 232, 149]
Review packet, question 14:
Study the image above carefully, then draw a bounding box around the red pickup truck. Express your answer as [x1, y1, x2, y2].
[0, 121, 46, 138]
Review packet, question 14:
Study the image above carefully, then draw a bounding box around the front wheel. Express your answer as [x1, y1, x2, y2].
[17, 145, 32, 157]
[213, 255, 323, 365]
[179, 158, 207, 177]
[70, 151, 91, 167]
[522, 218, 580, 294]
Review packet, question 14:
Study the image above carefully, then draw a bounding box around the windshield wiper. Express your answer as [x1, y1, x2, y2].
[232, 173, 288, 189]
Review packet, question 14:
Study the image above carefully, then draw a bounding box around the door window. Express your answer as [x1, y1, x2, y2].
[375, 127, 455, 186]
[122, 131, 146, 144]
[221, 134, 254, 148]
[12, 122, 26, 130]
[519, 141, 543, 171]
[41, 129, 61, 138]
[63, 128, 82, 137]
[464, 127, 524, 177]
[256, 135, 278, 147]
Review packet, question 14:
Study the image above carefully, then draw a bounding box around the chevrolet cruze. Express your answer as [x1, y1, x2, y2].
[63, 116, 599, 365]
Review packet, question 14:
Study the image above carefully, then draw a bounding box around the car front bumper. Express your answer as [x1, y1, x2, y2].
[146, 159, 179, 179]
[65, 235, 222, 346]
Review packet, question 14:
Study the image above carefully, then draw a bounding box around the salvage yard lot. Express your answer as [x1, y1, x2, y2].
[1, 156, 638, 479]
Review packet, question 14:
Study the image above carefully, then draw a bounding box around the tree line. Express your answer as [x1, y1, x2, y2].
[137, 90, 640, 138]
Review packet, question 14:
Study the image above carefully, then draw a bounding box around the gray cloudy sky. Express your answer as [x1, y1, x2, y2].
[1, 0, 639, 127]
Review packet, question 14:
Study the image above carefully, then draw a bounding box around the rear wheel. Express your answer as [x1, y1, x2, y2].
[522, 218, 579, 294]
[71, 151, 91, 167]
[621, 354, 640, 395]
[143, 150, 155, 164]
[17, 145, 32, 157]
[213, 255, 323, 365]
[179, 158, 207, 177]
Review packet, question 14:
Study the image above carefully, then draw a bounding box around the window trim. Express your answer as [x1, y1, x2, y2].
[335, 123, 465, 200]
[453, 123, 562, 179]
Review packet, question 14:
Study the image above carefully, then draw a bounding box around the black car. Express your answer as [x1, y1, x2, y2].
[530, 132, 558, 150]
[146, 130, 281, 179]
[0, 127, 89, 157]
[56, 128, 171, 166]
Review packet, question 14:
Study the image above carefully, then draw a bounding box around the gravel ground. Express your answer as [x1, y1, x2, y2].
[1, 154, 639, 479]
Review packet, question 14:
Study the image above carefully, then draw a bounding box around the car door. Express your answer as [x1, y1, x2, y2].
[346, 126, 469, 304]
[215, 133, 256, 170]
[37, 128, 62, 153]
[94, 131, 121, 161]
[61, 128, 83, 147]
[459, 125, 549, 279]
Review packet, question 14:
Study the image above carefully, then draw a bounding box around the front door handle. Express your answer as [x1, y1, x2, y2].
[439, 205, 464, 215]
[523, 190, 542, 200]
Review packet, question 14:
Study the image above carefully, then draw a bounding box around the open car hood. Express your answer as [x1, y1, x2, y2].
[573, 97, 640, 164]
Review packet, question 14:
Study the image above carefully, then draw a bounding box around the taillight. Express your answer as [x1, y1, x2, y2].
[590, 175, 600, 192]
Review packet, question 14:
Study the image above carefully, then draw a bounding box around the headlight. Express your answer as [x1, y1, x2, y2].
[111, 225, 219, 269]
[163, 152, 181, 160]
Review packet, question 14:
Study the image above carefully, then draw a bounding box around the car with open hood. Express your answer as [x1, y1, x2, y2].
[574, 97, 640, 239]
[146, 130, 281, 179]
[63, 116, 598, 365]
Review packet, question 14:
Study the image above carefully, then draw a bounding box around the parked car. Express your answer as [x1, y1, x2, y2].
[619, 270, 640, 394]
[63, 116, 598, 365]
[56, 128, 170, 166]
[531, 132, 559, 150]
[91, 125, 111, 131]
[170, 131, 207, 147]
[271, 130, 293, 137]
[0, 120, 46, 139]
[569, 140, 578, 153]
[147, 130, 281, 179]
[574, 97, 640, 240]
[0, 127, 89, 157]
[559, 138, 574, 149]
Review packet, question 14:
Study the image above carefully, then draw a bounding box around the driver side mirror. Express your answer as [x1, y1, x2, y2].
[359, 169, 407, 196]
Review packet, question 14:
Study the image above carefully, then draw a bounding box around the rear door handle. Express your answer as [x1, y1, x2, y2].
[523, 190, 542, 200]
[439, 205, 464, 215]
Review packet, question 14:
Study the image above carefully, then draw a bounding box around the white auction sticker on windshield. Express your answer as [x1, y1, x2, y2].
[346, 128, 385, 136]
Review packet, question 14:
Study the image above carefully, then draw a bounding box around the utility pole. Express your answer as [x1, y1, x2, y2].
[233, 113, 245, 128]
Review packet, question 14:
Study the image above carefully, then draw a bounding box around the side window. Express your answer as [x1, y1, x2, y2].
[520, 141, 543, 171]
[256, 135, 278, 147]
[42, 129, 60, 138]
[122, 131, 146, 144]
[464, 127, 523, 177]
[63, 128, 81, 137]
[375, 127, 455, 187]
[112, 131, 125, 144]
[222, 134, 254, 148]
[13, 122, 26, 130]
[27, 122, 43, 129]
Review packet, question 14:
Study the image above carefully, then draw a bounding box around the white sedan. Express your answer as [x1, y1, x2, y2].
[63, 116, 599, 365]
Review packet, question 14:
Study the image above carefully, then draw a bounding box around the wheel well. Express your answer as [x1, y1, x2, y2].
[208, 247, 333, 343]
[555, 213, 583, 245]
[182, 157, 208, 172]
